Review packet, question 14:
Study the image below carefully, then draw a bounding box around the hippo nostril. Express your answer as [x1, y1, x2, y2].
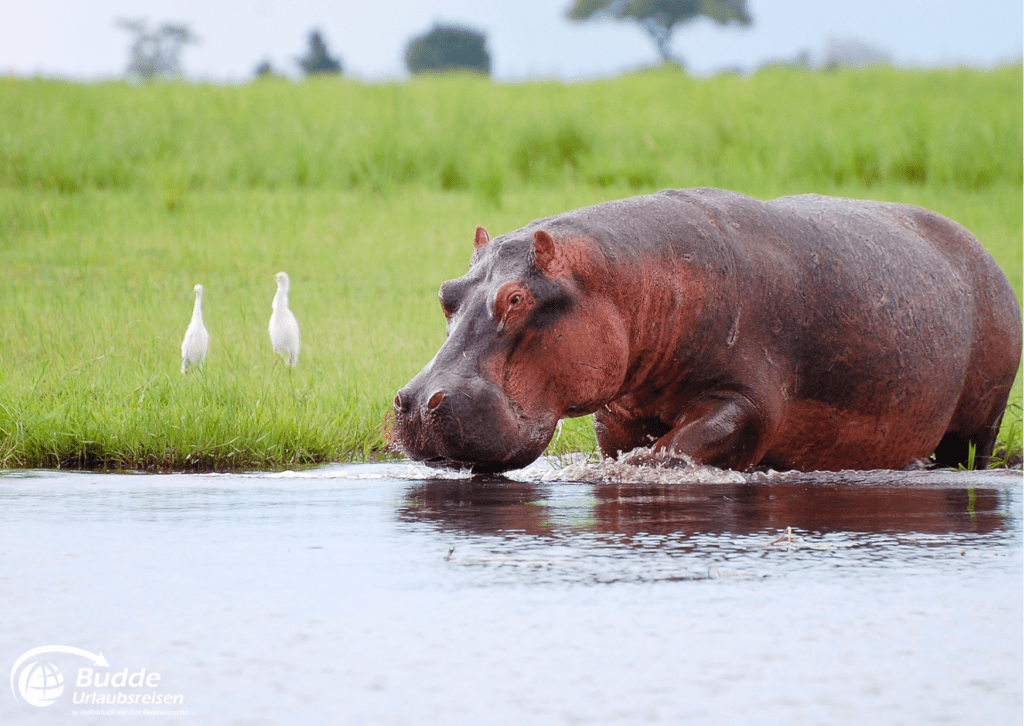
[427, 390, 445, 410]
[395, 388, 415, 412]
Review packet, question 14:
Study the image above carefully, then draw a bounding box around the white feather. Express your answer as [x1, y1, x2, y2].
[181, 283, 209, 374]
[269, 271, 301, 367]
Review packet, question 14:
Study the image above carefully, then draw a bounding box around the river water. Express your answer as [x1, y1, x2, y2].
[2, 461, 1021, 725]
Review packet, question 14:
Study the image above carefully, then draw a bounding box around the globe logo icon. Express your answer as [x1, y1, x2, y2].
[17, 661, 64, 707]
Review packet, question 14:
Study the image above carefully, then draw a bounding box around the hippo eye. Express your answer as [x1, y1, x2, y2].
[494, 283, 532, 329]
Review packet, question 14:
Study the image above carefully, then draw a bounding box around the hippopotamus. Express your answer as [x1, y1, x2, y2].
[393, 188, 1022, 473]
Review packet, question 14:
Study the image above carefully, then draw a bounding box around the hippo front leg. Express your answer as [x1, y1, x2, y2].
[598, 392, 771, 471]
[659, 392, 770, 470]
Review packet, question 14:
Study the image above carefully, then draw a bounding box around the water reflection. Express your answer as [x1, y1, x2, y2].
[398, 476, 1013, 539]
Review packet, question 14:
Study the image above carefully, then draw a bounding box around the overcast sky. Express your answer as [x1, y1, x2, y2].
[2, 0, 1021, 82]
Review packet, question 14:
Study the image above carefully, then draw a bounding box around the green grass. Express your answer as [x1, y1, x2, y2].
[2, 65, 1020, 197]
[0, 65, 1020, 470]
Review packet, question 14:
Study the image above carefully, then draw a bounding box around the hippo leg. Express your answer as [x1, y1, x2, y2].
[594, 409, 671, 457]
[932, 412, 1004, 469]
[932, 360, 1017, 469]
[597, 392, 768, 471]
[656, 393, 767, 471]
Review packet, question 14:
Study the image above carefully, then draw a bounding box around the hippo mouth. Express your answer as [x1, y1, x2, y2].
[405, 415, 553, 474]
[392, 380, 556, 473]
[419, 448, 542, 474]
[421, 454, 476, 470]
[423, 456, 504, 473]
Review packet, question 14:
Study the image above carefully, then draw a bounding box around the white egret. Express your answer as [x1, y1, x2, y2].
[269, 271, 301, 367]
[180, 283, 209, 374]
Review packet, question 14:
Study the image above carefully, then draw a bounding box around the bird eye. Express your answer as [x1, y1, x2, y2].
[510, 294, 521, 305]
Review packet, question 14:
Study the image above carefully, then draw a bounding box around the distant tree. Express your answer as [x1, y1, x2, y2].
[298, 30, 342, 76]
[405, 25, 491, 75]
[117, 19, 199, 81]
[566, 0, 752, 67]
[254, 59, 278, 78]
[821, 38, 892, 71]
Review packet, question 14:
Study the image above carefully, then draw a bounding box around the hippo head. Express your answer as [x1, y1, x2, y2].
[393, 225, 629, 473]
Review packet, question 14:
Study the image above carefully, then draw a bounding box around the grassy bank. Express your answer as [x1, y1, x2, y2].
[0, 66, 1020, 470]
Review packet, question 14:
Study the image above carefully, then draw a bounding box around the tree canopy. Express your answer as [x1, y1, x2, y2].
[405, 25, 491, 76]
[116, 19, 198, 81]
[298, 30, 343, 76]
[566, 0, 752, 66]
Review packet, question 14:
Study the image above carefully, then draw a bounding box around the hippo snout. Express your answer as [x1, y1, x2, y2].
[392, 375, 548, 473]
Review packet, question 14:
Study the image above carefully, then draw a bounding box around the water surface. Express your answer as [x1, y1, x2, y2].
[2, 462, 1020, 725]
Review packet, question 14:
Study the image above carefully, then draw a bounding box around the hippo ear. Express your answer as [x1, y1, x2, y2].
[532, 230, 556, 274]
[474, 226, 490, 250]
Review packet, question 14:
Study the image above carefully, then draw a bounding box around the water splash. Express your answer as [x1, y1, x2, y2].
[230, 456, 1018, 490]
[536, 447, 746, 485]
